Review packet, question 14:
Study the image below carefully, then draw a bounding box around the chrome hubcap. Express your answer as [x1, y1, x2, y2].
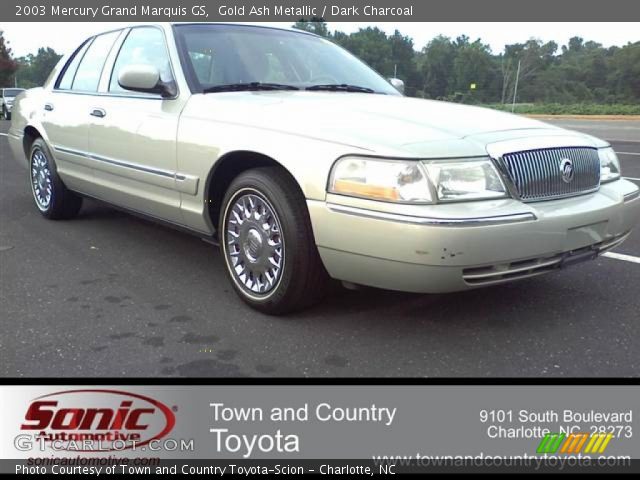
[31, 150, 52, 210]
[225, 192, 284, 295]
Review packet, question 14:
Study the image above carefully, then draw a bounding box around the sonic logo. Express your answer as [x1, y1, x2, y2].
[20, 389, 175, 451]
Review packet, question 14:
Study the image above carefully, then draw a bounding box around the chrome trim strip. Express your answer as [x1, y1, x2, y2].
[53, 145, 86, 158]
[486, 135, 601, 158]
[463, 257, 563, 281]
[53, 145, 199, 194]
[624, 190, 640, 203]
[326, 203, 537, 227]
[598, 232, 631, 253]
[52, 90, 167, 100]
[55, 145, 173, 178]
[463, 269, 553, 286]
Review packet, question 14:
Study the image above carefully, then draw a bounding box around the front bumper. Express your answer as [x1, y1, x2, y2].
[308, 179, 640, 293]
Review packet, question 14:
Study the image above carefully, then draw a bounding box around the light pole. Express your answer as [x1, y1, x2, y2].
[511, 59, 521, 113]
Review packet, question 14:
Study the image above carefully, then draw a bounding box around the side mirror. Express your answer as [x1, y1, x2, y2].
[388, 77, 405, 95]
[118, 64, 176, 97]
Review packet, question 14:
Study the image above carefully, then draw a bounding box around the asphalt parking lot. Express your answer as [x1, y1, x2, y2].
[1, 118, 639, 378]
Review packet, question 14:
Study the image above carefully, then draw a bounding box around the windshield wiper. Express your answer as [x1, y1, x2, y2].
[305, 84, 377, 93]
[203, 82, 299, 93]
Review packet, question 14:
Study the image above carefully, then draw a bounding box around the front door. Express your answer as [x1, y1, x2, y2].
[87, 26, 185, 224]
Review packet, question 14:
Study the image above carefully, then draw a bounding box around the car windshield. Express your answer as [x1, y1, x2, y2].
[4, 89, 24, 97]
[174, 24, 399, 95]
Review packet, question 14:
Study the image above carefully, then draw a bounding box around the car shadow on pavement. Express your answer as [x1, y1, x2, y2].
[69, 200, 615, 337]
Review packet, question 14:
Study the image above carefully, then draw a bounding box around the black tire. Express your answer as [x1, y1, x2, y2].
[29, 138, 82, 220]
[219, 167, 329, 315]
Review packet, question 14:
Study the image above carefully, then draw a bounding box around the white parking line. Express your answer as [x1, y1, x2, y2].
[617, 152, 640, 156]
[608, 139, 640, 144]
[602, 252, 640, 264]
[624, 177, 640, 181]
[0, 133, 7, 137]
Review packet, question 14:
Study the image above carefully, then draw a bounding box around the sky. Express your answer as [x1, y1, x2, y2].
[1, 22, 638, 57]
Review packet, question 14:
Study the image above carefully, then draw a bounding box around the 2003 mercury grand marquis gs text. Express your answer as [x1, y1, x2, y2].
[8, 24, 640, 314]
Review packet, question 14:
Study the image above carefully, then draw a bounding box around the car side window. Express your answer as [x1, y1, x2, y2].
[56, 39, 93, 90]
[109, 27, 172, 94]
[71, 31, 120, 92]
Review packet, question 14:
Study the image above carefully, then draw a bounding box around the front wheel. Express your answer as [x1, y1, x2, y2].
[2, 107, 8, 120]
[29, 138, 83, 219]
[219, 167, 329, 315]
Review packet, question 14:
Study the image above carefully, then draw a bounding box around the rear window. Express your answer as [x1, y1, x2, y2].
[57, 39, 93, 90]
[3, 89, 24, 97]
[69, 31, 120, 92]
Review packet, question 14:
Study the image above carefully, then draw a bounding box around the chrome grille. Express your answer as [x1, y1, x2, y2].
[500, 147, 600, 201]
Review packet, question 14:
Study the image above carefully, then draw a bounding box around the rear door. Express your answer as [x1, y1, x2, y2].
[87, 26, 186, 224]
[42, 31, 122, 194]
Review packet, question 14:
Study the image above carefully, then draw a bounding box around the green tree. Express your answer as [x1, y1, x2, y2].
[388, 30, 419, 95]
[0, 31, 18, 87]
[16, 47, 62, 88]
[418, 36, 455, 99]
[501, 40, 557, 103]
[608, 42, 640, 102]
[451, 36, 496, 102]
[289, 22, 640, 105]
[293, 18, 330, 38]
[333, 27, 393, 77]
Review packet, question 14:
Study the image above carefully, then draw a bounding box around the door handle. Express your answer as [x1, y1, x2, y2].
[44, 103, 54, 112]
[90, 108, 106, 118]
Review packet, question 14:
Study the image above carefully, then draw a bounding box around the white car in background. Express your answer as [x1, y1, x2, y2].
[1, 88, 25, 120]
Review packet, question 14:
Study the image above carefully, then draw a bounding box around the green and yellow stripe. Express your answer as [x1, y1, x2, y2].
[537, 432, 614, 455]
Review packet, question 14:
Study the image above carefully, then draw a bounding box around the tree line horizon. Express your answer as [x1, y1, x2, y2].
[295, 19, 639, 106]
[2, 21, 638, 107]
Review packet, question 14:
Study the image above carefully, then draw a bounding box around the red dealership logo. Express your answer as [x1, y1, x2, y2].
[20, 389, 175, 451]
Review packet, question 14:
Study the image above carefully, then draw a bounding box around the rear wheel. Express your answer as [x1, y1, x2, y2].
[219, 167, 329, 315]
[29, 138, 82, 219]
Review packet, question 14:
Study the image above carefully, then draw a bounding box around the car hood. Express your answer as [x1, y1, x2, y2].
[186, 92, 582, 157]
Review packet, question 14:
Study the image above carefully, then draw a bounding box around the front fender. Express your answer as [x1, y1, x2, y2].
[176, 115, 368, 233]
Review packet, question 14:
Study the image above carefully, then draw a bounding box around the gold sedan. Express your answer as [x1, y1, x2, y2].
[8, 23, 640, 314]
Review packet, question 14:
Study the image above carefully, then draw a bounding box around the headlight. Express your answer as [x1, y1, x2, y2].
[329, 156, 508, 203]
[422, 159, 507, 202]
[329, 157, 432, 203]
[598, 147, 621, 183]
